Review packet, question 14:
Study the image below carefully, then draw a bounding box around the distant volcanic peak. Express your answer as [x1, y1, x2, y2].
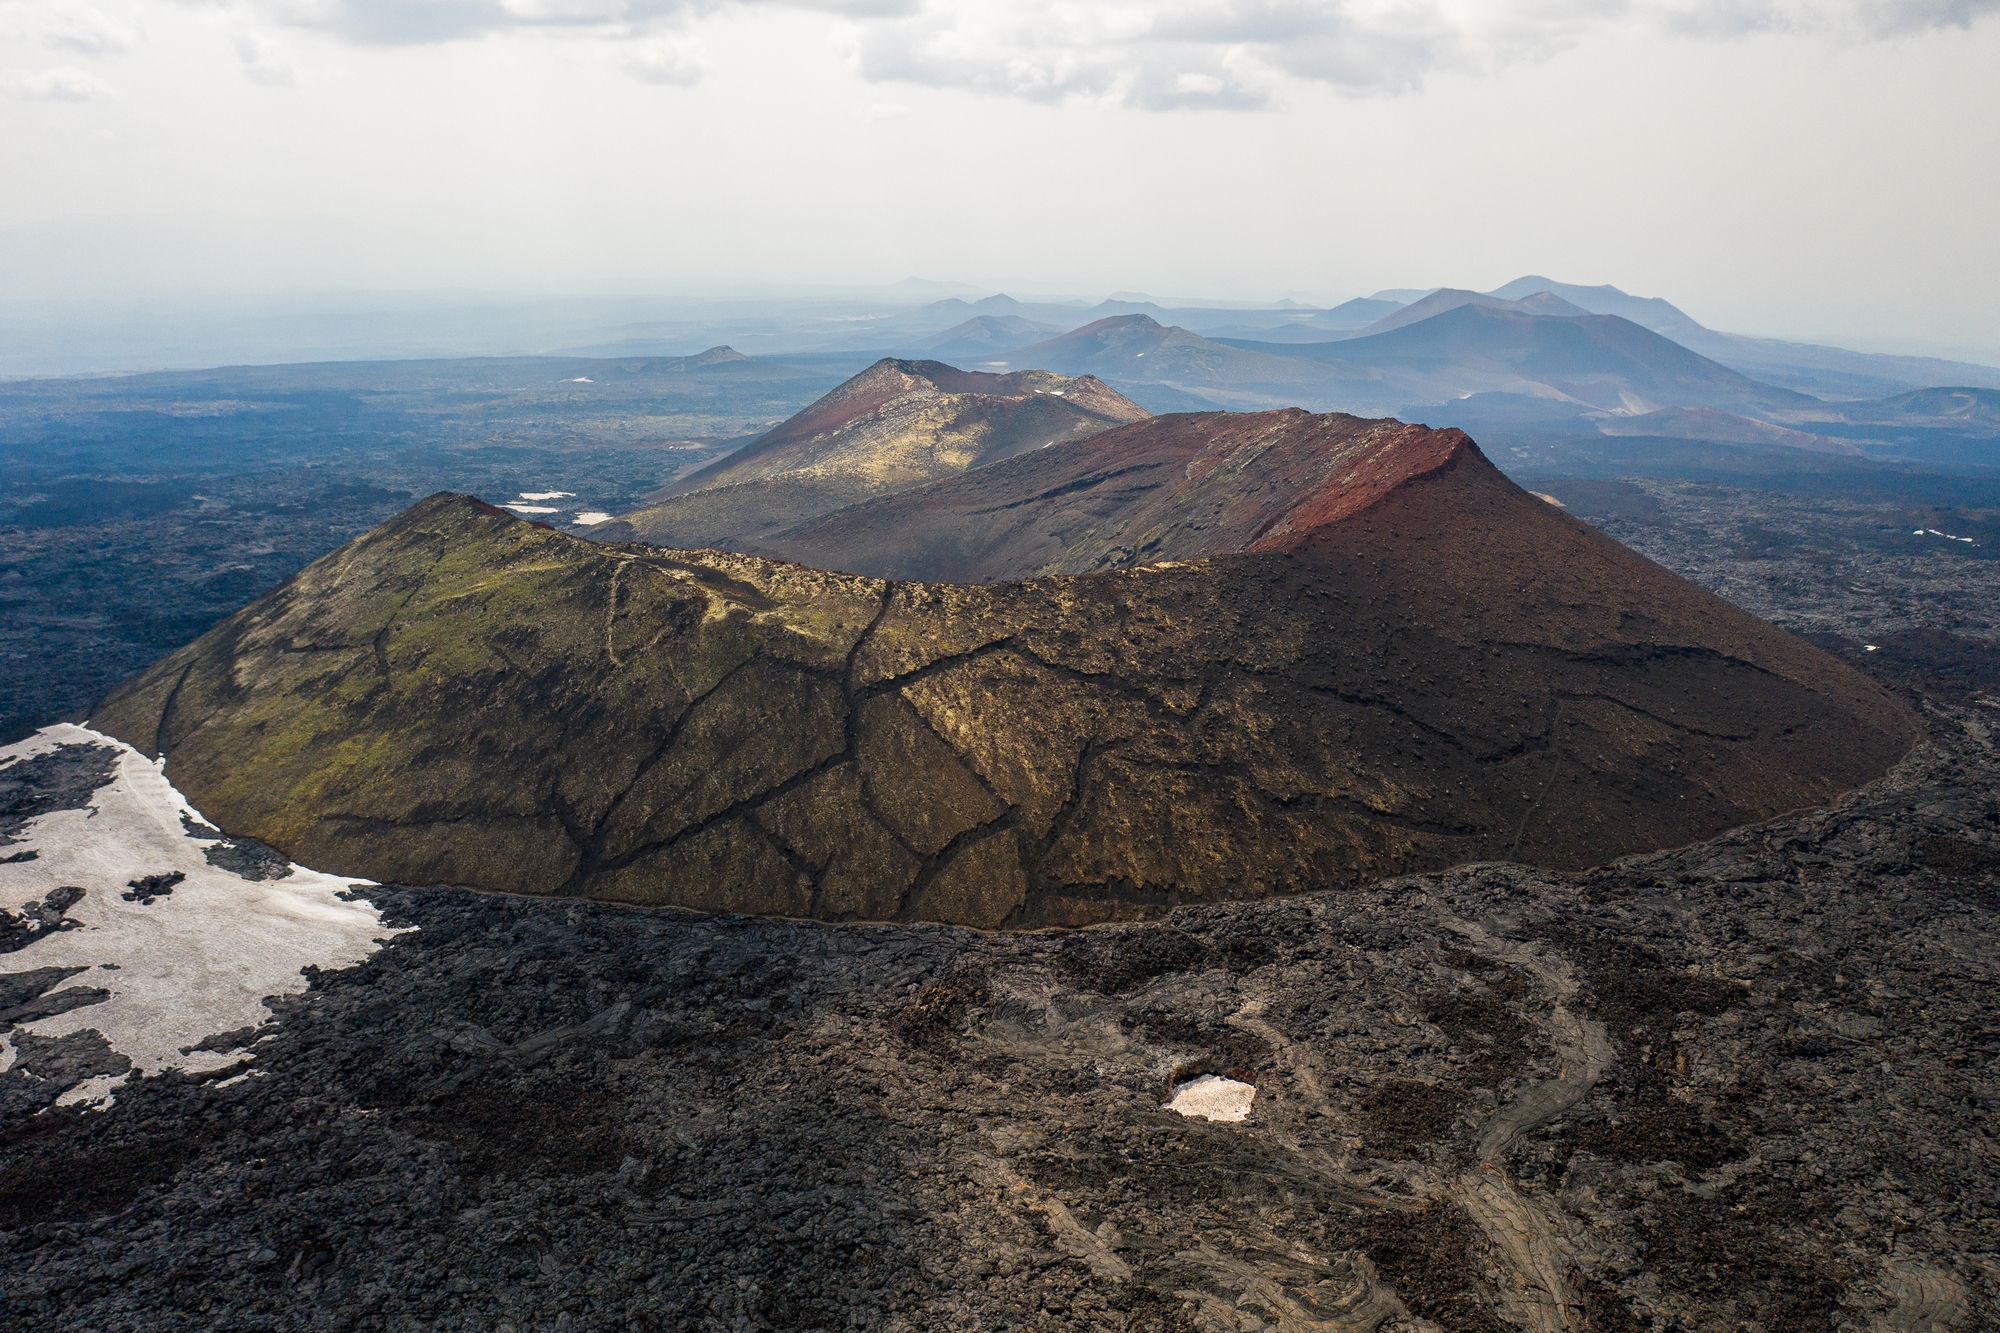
[1078, 312, 1165, 334]
[760, 358, 1146, 444]
[1513, 291, 1591, 317]
[376, 490, 549, 545]
[1024, 313, 1178, 361]
[1355, 287, 1589, 336]
[746, 357, 937, 447]
[924, 314, 1055, 348]
[421, 491, 519, 523]
[627, 358, 1151, 546]
[1485, 276, 1707, 335]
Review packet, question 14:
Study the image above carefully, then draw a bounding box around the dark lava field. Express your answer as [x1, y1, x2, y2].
[1, 484, 1996, 1330]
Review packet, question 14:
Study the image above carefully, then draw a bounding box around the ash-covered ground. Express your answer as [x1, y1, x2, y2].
[2, 484, 1997, 1332]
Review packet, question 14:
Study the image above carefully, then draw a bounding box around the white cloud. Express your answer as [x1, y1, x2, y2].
[625, 33, 707, 83]
[40, 7, 141, 54]
[840, 1, 2000, 108]
[235, 33, 299, 85]
[8, 65, 116, 101]
[233, 0, 916, 46]
[179, 0, 2000, 106]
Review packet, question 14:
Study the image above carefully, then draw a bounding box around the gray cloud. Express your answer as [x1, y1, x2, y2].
[855, 26, 1116, 105]
[7, 65, 117, 101]
[235, 33, 298, 85]
[244, 0, 914, 46]
[1127, 66, 1272, 113]
[215, 0, 2000, 105]
[1660, 0, 2000, 39]
[41, 8, 141, 54]
[849, 1, 2000, 108]
[625, 33, 707, 84]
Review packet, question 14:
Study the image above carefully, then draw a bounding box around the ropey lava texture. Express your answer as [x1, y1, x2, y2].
[92, 412, 1916, 926]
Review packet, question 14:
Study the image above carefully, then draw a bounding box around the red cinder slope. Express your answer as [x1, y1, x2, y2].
[760, 409, 1473, 580]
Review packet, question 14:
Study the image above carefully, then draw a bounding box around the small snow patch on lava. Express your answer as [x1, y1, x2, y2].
[1164, 1074, 1255, 1122]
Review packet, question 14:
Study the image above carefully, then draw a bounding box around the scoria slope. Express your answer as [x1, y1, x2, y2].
[760, 409, 1471, 580]
[93, 416, 1917, 927]
[620, 358, 1146, 549]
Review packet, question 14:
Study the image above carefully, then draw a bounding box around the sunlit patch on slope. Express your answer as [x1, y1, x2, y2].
[0, 725, 409, 1110]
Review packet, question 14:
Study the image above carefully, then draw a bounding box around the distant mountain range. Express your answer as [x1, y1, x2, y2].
[1474, 277, 2000, 398]
[994, 303, 1813, 421]
[1348, 288, 1593, 337]
[1485, 276, 1707, 339]
[918, 315, 1064, 361]
[1265, 304, 1815, 415]
[1009, 316, 1326, 409]
[833, 278, 1999, 464]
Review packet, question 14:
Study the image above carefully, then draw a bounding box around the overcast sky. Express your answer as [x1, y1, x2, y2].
[4, 0, 1998, 360]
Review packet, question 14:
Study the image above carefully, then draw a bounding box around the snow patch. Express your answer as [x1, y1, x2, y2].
[1865, 644, 1881, 652]
[519, 491, 576, 502]
[1915, 528, 1977, 544]
[572, 512, 613, 526]
[502, 504, 559, 514]
[568, 377, 595, 384]
[1164, 1074, 1255, 1123]
[0, 725, 409, 1109]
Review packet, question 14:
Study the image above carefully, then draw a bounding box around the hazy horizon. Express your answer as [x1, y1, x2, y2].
[5, 0, 1999, 371]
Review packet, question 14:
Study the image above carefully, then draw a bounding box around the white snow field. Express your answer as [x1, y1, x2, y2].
[0, 725, 409, 1108]
[1164, 1073, 1255, 1123]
